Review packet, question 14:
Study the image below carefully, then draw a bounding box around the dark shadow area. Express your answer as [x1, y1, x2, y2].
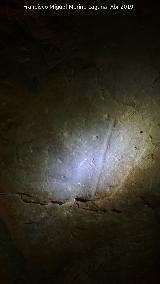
[0, 1, 160, 284]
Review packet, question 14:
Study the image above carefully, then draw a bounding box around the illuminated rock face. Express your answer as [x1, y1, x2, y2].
[0, 10, 160, 284]
[4, 61, 155, 203]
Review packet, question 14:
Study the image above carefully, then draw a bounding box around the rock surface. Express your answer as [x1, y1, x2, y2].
[0, 4, 160, 284]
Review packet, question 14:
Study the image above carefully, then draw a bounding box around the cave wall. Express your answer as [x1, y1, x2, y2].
[0, 5, 160, 284]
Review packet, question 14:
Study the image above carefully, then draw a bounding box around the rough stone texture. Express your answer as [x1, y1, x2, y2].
[0, 4, 160, 284]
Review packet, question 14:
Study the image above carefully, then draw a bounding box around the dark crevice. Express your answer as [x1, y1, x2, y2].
[16, 192, 32, 198]
[24, 221, 37, 225]
[0, 192, 121, 213]
[111, 208, 122, 213]
[50, 200, 64, 205]
[75, 200, 108, 213]
[76, 205, 108, 213]
[75, 197, 94, 202]
[0, 192, 64, 206]
[139, 196, 154, 210]
[16, 192, 48, 205]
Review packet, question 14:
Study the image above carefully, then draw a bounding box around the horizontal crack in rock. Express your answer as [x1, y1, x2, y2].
[75, 198, 108, 213]
[111, 208, 122, 213]
[76, 205, 108, 213]
[0, 192, 122, 214]
[75, 197, 94, 202]
[24, 221, 37, 225]
[16, 192, 48, 205]
[0, 192, 64, 206]
[50, 200, 64, 205]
